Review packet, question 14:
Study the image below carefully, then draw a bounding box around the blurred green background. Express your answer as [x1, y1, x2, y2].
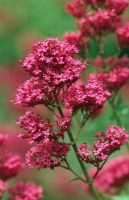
[0, 1, 129, 200]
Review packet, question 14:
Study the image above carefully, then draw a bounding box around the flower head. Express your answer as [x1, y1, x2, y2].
[0, 152, 24, 180]
[90, 156, 129, 194]
[8, 182, 43, 200]
[116, 22, 129, 47]
[64, 79, 111, 114]
[78, 126, 128, 166]
[26, 141, 70, 169]
[22, 38, 86, 89]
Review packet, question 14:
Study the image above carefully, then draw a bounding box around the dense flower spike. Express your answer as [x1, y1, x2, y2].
[0, 152, 24, 180]
[89, 67, 129, 91]
[78, 126, 128, 166]
[17, 111, 51, 144]
[116, 22, 129, 47]
[26, 141, 70, 169]
[64, 79, 111, 113]
[0, 180, 7, 198]
[90, 156, 129, 194]
[8, 182, 43, 200]
[22, 38, 86, 89]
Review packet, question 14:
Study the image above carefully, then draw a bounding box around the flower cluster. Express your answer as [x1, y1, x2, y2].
[8, 182, 43, 200]
[66, 0, 127, 43]
[90, 156, 129, 194]
[89, 66, 129, 91]
[64, 79, 111, 114]
[0, 133, 43, 199]
[78, 126, 128, 166]
[63, 31, 84, 49]
[15, 38, 86, 107]
[17, 111, 70, 169]
[0, 152, 23, 180]
[26, 141, 69, 169]
[116, 22, 129, 47]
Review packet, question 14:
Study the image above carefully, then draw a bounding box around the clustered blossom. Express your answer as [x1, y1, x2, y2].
[116, 22, 129, 47]
[66, 0, 127, 42]
[89, 66, 129, 91]
[8, 182, 43, 200]
[78, 126, 128, 166]
[15, 38, 86, 108]
[77, 10, 121, 37]
[63, 31, 84, 49]
[17, 111, 51, 144]
[26, 141, 69, 169]
[14, 77, 54, 107]
[22, 38, 86, 89]
[66, 0, 86, 18]
[90, 156, 129, 194]
[0, 152, 24, 180]
[64, 79, 111, 114]
[17, 111, 70, 169]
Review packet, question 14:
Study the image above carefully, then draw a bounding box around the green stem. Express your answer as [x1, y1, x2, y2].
[57, 105, 102, 200]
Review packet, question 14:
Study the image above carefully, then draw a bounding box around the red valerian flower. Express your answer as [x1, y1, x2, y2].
[63, 31, 84, 49]
[77, 10, 121, 37]
[107, 0, 129, 15]
[90, 156, 129, 194]
[22, 38, 86, 89]
[78, 126, 128, 166]
[17, 111, 71, 143]
[0, 152, 24, 180]
[116, 22, 129, 47]
[8, 182, 43, 200]
[64, 79, 111, 114]
[66, 0, 86, 18]
[26, 141, 70, 169]
[89, 66, 129, 91]
[17, 111, 52, 144]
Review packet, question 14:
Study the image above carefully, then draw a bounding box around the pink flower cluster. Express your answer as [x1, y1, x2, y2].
[90, 156, 129, 194]
[77, 10, 121, 37]
[17, 111, 70, 169]
[64, 79, 111, 114]
[0, 152, 23, 180]
[116, 22, 129, 47]
[63, 31, 84, 49]
[26, 141, 69, 169]
[8, 182, 43, 200]
[15, 38, 86, 107]
[89, 66, 129, 91]
[0, 133, 43, 199]
[78, 126, 128, 166]
[66, 0, 128, 40]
